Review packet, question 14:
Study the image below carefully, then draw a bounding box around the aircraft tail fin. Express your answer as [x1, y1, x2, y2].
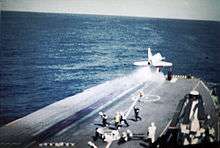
[148, 48, 152, 60]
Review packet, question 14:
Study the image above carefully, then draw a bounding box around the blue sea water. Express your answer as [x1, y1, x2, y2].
[1, 11, 220, 126]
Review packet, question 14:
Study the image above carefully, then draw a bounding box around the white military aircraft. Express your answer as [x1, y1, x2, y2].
[134, 48, 173, 71]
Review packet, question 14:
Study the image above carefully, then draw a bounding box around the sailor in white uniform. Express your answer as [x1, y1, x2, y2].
[189, 90, 200, 134]
[147, 122, 157, 143]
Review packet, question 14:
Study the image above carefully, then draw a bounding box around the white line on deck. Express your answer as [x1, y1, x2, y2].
[193, 80, 201, 90]
[124, 82, 164, 119]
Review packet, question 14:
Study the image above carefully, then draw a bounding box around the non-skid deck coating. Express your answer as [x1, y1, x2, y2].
[0, 78, 217, 148]
[0, 75, 159, 148]
[42, 78, 216, 148]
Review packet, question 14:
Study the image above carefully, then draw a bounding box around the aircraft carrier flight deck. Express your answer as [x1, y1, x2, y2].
[0, 74, 219, 148]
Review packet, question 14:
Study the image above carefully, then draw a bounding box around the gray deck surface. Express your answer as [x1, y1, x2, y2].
[42, 78, 216, 148]
[0, 77, 217, 148]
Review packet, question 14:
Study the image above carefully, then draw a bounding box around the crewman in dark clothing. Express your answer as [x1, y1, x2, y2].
[120, 112, 129, 127]
[99, 112, 108, 127]
[211, 87, 217, 96]
[167, 68, 173, 81]
[93, 128, 99, 141]
[134, 106, 141, 121]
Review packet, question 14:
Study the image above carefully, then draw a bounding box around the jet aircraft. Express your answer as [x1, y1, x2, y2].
[134, 48, 173, 72]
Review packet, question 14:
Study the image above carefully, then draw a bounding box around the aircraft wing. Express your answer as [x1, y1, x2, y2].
[133, 61, 149, 66]
[152, 61, 173, 67]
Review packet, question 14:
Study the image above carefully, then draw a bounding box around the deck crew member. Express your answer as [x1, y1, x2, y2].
[119, 129, 133, 143]
[94, 127, 105, 141]
[114, 112, 121, 129]
[147, 122, 157, 143]
[99, 112, 108, 127]
[139, 92, 144, 98]
[138, 91, 144, 102]
[120, 112, 129, 127]
[179, 90, 206, 145]
[134, 106, 141, 121]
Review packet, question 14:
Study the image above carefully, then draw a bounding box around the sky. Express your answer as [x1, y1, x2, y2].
[1, 0, 220, 21]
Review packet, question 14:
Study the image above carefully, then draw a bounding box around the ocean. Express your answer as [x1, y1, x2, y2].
[1, 11, 220, 126]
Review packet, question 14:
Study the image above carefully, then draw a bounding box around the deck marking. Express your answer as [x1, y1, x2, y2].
[200, 81, 217, 106]
[55, 81, 147, 136]
[141, 95, 160, 102]
[133, 94, 160, 102]
[125, 81, 164, 119]
[160, 120, 172, 137]
[105, 81, 163, 148]
[193, 80, 200, 90]
[105, 141, 112, 148]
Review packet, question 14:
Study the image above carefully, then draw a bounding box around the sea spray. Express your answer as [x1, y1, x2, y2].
[56, 67, 165, 110]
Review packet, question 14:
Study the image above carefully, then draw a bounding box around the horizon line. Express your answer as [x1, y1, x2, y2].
[2, 10, 220, 23]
